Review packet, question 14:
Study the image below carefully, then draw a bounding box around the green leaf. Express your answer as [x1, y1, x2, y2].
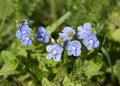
[1, 51, 15, 63]
[0, 51, 19, 77]
[112, 29, 120, 42]
[42, 77, 53, 86]
[84, 53, 103, 79]
[113, 60, 120, 84]
[101, 47, 114, 79]
[0, 62, 19, 77]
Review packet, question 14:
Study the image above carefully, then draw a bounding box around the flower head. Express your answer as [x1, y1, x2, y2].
[16, 24, 31, 39]
[83, 34, 99, 50]
[21, 34, 32, 46]
[59, 27, 75, 42]
[76, 23, 91, 39]
[46, 44, 63, 61]
[65, 40, 81, 56]
[36, 27, 50, 43]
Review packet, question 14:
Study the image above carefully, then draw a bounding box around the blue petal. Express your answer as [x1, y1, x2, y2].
[62, 36, 69, 42]
[77, 26, 84, 32]
[20, 24, 31, 33]
[83, 38, 89, 46]
[38, 27, 45, 32]
[93, 40, 99, 48]
[74, 49, 81, 56]
[59, 33, 65, 37]
[88, 34, 97, 41]
[27, 40, 32, 46]
[53, 54, 61, 61]
[72, 40, 81, 49]
[47, 53, 53, 59]
[83, 23, 91, 29]
[62, 27, 75, 34]
[16, 30, 22, 39]
[54, 44, 63, 53]
[87, 44, 93, 50]
[43, 36, 49, 43]
[36, 35, 43, 41]
[67, 50, 73, 56]
[22, 40, 28, 46]
[46, 45, 53, 52]
[65, 42, 72, 51]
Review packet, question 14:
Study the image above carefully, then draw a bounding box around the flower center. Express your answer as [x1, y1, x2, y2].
[89, 39, 93, 44]
[53, 50, 57, 54]
[25, 37, 29, 40]
[41, 33, 44, 37]
[22, 30, 26, 34]
[72, 46, 76, 50]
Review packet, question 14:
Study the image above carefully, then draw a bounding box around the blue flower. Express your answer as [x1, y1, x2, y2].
[16, 24, 31, 39]
[46, 44, 63, 61]
[83, 34, 99, 50]
[21, 34, 32, 46]
[36, 27, 50, 43]
[59, 27, 75, 42]
[65, 40, 81, 56]
[76, 23, 91, 39]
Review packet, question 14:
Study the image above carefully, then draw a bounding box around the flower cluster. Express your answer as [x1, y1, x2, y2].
[16, 19, 50, 46]
[16, 20, 99, 62]
[76, 23, 99, 50]
[16, 24, 32, 46]
[36, 27, 50, 43]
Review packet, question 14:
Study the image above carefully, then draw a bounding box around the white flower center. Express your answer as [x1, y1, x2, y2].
[25, 37, 29, 40]
[72, 46, 76, 50]
[89, 39, 93, 44]
[53, 50, 57, 54]
[41, 33, 44, 37]
[22, 30, 26, 34]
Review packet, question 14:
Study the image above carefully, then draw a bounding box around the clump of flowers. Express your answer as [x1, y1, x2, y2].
[83, 34, 99, 50]
[76, 23, 91, 39]
[46, 44, 63, 61]
[65, 40, 81, 56]
[16, 20, 99, 61]
[59, 27, 75, 42]
[16, 24, 32, 46]
[36, 27, 50, 43]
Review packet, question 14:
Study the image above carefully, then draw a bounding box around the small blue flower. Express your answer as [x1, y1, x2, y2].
[21, 34, 32, 46]
[76, 23, 91, 39]
[59, 27, 75, 42]
[65, 40, 81, 56]
[46, 44, 63, 61]
[16, 24, 31, 39]
[36, 27, 50, 43]
[83, 34, 99, 50]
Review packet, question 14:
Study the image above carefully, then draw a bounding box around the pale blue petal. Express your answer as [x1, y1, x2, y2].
[38, 27, 45, 32]
[53, 54, 61, 61]
[65, 42, 72, 51]
[83, 23, 91, 29]
[93, 40, 99, 48]
[43, 36, 49, 43]
[16, 30, 22, 39]
[87, 44, 93, 50]
[77, 26, 83, 32]
[46, 45, 53, 52]
[47, 53, 53, 59]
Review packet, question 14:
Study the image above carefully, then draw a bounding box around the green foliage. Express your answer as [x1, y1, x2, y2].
[0, 0, 120, 86]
